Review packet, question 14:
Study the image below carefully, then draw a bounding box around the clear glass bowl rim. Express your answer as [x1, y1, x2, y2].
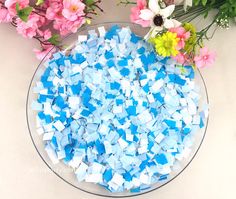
[26, 21, 210, 198]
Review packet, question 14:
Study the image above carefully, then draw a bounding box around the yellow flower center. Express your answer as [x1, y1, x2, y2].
[70, 5, 78, 12]
[164, 40, 173, 49]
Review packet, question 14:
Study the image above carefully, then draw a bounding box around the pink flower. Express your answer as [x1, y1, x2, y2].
[46, 1, 63, 21]
[53, 16, 85, 35]
[37, 29, 52, 40]
[16, 13, 45, 38]
[130, 0, 150, 27]
[46, 0, 85, 35]
[0, 8, 11, 22]
[169, 27, 190, 49]
[62, 0, 85, 21]
[194, 47, 216, 68]
[33, 44, 55, 60]
[43, 29, 52, 40]
[172, 53, 185, 65]
[5, 0, 29, 16]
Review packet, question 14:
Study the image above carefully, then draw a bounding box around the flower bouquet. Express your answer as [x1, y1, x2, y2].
[119, 0, 236, 69]
[0, 0, 103, 59]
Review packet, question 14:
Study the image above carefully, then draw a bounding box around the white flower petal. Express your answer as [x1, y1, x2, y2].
[144, 26, 163, 40]
[139, 9, 155, 21]
[144, 28, 153, 40]
[172, 19, 182, 27]
[151, 26, 163, 37]
[184, 0, 193, 11]
[149, 0, 160, 14]
[163, 19, 175, 29]
[160, 5, 175, 18]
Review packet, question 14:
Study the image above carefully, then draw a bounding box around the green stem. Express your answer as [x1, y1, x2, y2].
[182, 9, 209, 22]
[195, 17, 218, 48]
[175, 8, 206, 19]
[174, 0, 225, 20]
[117, 0, 136, 5]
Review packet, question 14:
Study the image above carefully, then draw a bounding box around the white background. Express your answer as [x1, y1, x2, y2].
[0, 0, 236, 198]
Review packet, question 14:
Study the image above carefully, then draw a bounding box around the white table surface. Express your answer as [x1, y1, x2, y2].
[0, 1, 236, 198]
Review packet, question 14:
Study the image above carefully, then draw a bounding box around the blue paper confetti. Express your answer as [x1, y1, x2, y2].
[32, 25, 208, 193]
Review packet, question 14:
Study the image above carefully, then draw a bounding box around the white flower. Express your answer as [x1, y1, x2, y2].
[174, 0, 193, 10]
[139, 0, 181, 39]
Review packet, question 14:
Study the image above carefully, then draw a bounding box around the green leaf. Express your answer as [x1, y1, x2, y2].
[210, 0, 216, 6]
[84, 0, 95, 6]
[16, 2, 20, 11]
[16, 3, 33, 22]
[194, 0, 201, 6]
[204, 11, 209, 18]
[48, 34, 60, 46]
[201, 0, 207, 6]
[36, 0, 44, 6]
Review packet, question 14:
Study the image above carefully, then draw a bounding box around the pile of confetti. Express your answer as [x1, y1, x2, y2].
[32, 25, 208, 193]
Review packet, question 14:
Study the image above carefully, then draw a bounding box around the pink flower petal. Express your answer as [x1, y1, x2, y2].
[199, 47, 209, 56]
[137, 0, 147, 8]
[172, 53, 185, 64]
[0, 8, 11, 22]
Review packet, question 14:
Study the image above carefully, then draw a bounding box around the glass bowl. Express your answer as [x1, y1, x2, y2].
[26, 22, 209, 197]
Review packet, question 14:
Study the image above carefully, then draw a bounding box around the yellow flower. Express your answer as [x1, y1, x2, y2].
[183, 23, 196, 35]
[150, 32, 179, 57]
[183, 23, 197, 53]
[86, 19, 91, 25]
